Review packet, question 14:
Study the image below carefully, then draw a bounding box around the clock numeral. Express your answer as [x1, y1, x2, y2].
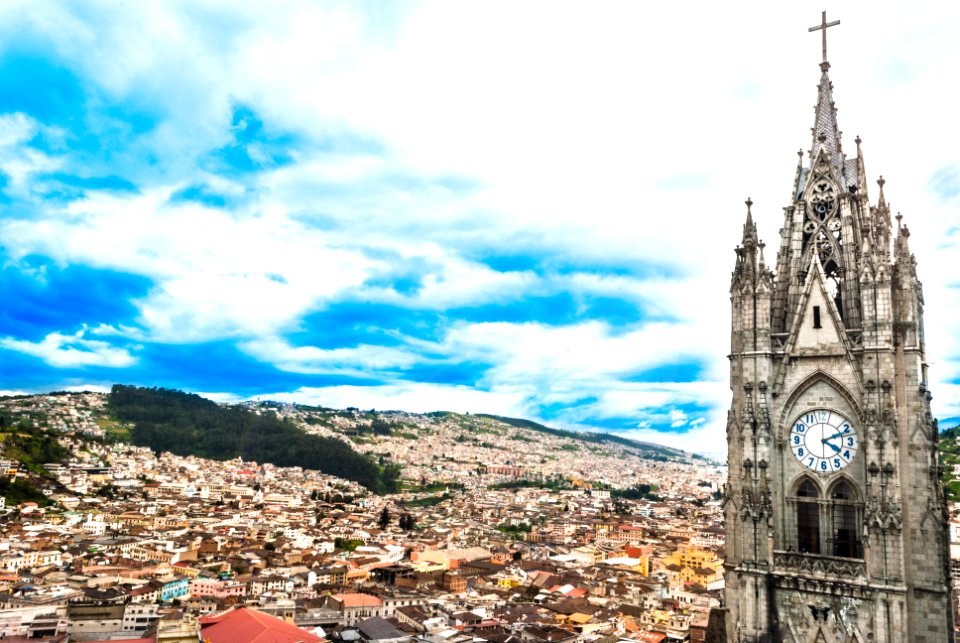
[796, 448, 805, 457]
[820, 460, 828, 471]
[818, 410, 829, 422]
[807, 457, 815, 467]
[842, 450, 851, 460]
[795, 423, 806, 433]
[804, 414, 815, 425]
[846, 437, 854, 446]
[842, 423, 850, 433]
[793, 435, 800, 444]
[833, 458, 841, 469]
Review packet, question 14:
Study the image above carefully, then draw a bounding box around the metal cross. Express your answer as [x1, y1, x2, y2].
[808, 11, 840, 64]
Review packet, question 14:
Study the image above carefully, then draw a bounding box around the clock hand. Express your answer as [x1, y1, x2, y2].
[822, 441, 841, 453]
[822, 432, 845, 442]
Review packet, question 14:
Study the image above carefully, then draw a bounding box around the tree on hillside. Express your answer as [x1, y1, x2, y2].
[107, 384, 401, 493]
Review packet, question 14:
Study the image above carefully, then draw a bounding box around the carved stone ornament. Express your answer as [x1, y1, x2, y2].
[774, 551, 867, 580]
[740, 488, 773, 522]
[864, 496, 902, 533]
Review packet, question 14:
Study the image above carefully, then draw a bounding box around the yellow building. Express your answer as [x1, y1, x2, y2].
[662, 546, 723, 585]
[663, 546, 721, 572]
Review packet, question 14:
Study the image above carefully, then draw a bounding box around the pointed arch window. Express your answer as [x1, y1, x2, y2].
[796, 478, 820, 554]
[830, 481, 862, 558]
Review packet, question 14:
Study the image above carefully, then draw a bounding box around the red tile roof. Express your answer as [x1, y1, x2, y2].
[200, 607, 324, 643]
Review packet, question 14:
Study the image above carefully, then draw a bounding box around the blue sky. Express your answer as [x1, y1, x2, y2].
[1, 2, 959, 457]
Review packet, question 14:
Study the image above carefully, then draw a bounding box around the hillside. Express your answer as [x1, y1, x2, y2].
[263, 403, 704, 493]
[475, 413, 695, 461]
[108, 385, 400, 494]
[0, 387, 708, 498]
[938, 425, 960, 501]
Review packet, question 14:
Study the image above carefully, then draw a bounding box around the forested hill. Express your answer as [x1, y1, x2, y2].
[108, 385, 400, 494]
[938, 425, 960, 501]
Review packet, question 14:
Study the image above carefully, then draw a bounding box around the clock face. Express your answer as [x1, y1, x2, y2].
[790, 409, 859, 474]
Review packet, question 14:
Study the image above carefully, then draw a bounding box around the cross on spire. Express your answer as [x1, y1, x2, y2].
[808, 10, 840, 67]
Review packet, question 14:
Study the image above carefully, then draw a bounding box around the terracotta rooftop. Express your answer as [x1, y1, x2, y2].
[332, 592, 384, 608]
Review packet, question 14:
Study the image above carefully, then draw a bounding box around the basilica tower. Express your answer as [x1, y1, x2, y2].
[724, 14, 954, 643]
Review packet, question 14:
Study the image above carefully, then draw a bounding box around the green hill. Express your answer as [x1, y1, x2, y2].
[108, 385, 400, 494]
[939, 425, 960, 501]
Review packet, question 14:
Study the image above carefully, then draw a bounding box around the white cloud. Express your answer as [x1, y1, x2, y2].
[0, 113, 62, 192]
[194, 390, 244, 404]
[0, 2, 957, 454]
[670, 409, 689, 428]
[60, 384, 111, 393]
[620, 422, 728, 462]
[240, 337, 420, 376]
[0, 330, 136, 368]
[440, 320, 713, 392]
[264, 382, 529, 418]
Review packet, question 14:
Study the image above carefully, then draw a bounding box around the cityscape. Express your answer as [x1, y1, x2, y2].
[1, 4, 959, 643]
[0, 389, 727, 642]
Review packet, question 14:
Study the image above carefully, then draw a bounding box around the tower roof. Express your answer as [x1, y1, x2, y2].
[741, 197, 758, 248]
[806, 11, 852, 185]
[810, 66, 842, 165]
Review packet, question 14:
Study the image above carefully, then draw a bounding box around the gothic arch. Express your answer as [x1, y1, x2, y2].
[777, 370, 863, 441]
[827, 477, 864, 559]
[826, 474, 861, 502]
[791, 476, 822, 555]
[790, 473, 824, 498]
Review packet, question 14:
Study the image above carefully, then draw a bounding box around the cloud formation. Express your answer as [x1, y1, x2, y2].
[1, 2, 958, 458]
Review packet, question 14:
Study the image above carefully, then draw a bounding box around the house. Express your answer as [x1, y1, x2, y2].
[326, 593, 385, 626]
[160, 579, 189, 603]
[356, 615, 412, 643]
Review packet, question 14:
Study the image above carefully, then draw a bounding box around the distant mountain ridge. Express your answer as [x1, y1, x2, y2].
[1, 386, 708, 497]
[474, 413, 697, 461]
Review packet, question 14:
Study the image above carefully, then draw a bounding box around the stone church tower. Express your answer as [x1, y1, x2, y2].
[723, 15, 955, 643]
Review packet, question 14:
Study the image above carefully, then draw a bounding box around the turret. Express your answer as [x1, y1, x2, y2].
[730, 199, 773, 354]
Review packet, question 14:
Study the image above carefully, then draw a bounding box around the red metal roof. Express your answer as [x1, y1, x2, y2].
[200, 607, 324, 643]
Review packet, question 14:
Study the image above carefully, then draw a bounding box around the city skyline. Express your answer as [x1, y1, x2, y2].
[1, 2, 958, 457]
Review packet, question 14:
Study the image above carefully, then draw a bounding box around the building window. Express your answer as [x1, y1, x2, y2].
[813, 306, 822, 329]
[830, 481, 863, 559]
[796, 478, 820, 554]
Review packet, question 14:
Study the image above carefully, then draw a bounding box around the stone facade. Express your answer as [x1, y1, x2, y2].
[723, 42, 955, 643]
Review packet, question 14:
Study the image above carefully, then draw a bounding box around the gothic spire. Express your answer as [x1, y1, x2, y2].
[874, 176, 893, 259]
[810, 64, 842, 164]
[894, 212, 911, 260]
[732, 198, 761, 288]
[742, 197, 758, 249]
[807, 12, 843, 167]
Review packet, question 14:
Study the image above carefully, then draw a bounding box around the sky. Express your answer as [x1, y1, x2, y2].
[0, 2, 958, 459]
